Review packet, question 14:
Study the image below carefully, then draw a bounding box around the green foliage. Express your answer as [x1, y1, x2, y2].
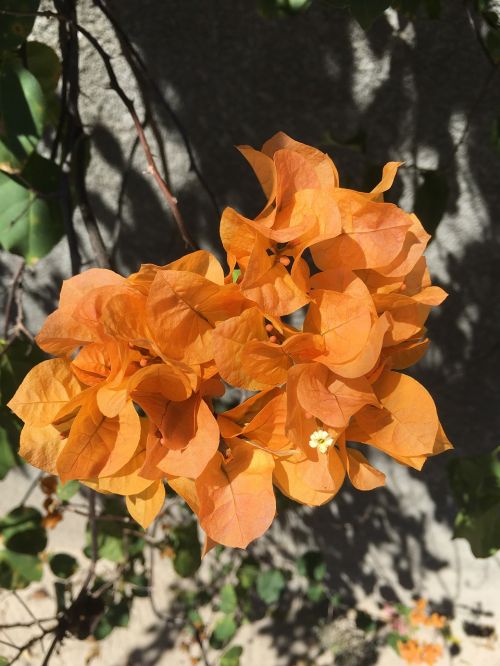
[219, 583, 238, 613]
[0, 0, 40, 51]
[0, 336, 46, 478]
[25, 42, 61, 95]
[448, 446, 500, 557]
[387, 631, 410, 651]
[0, 505, 47, 554]
[0, 57, 45, 173]
[170, 520, 202, 577]
[84, 499, 144, 563]
[236, 558, 259, 589]
[57, 479, 81, 502]
[0, 152, 65, 263]
[297, 550, 327, 602]
[49, 553, 79, 579]
[210, 614, 238, 648]
[0, 550, 43, 589]
[256, 568, 286, 605]
[94, 597, 131, 640]
[221, 645, 243, 666]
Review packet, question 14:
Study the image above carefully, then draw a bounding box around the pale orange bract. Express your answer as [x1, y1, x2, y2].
[8, 133, 452, 548]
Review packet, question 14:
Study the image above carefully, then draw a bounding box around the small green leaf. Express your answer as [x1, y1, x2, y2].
[26, 42, 61, 95]
[237, 559, 259, 590]
[0, 0, 41, 50]
[448, 447, 500, 557]
[231, 268, 241, 283]
[486, 27, 500, 63]
[0, 153, 64, 263]
[0, 407, 20, 480]
[256, 569, 285, 605]
[297, 550, 326, 582]
[57, 480, 80, 502]
[306, 583, 325, 602]
[387, 631, 410, 652]
[49, 553, 78, 579]
[0, 58, 45, 173]
[210, 615, 237, 648]
[0, 506, 47, 554]
[171, 521, 201, 577]
[221, 645, 243, 666]
[173, 548, 201, 577]
[0, 551, 42, 589]
[219, 584, 238, 613]
[93, 597, 130, 640]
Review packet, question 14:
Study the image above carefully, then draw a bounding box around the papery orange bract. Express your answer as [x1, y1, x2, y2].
[8, 132, 452, 550]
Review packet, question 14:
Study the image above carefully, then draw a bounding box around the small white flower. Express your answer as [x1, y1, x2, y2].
[308, 429, 334, 454]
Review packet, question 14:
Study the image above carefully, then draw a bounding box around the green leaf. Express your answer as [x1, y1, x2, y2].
[57, 479, 80, 502]
[93, 597, 130, 640]
[414, 169, 449, 238]
[0, 0, 41, 51]
[0, 417, 17, 479]
[387, 631, 409, 652]
[448, 447, 500, 557]
[221, 645, 243, 666]
[256, 569, 285, 605]
[0, 58, 45, 172]
[0, 335, 46, 403]
[173, 548, 201, 577]
[297, 551, 326, 582]
[210, 615, 237, 648]
[0, 154, 64, 263]
[485, 27, 500, 63]
[349, 0, 391, 29]
[232, 268, 241, 283]
[0, 550, 42, 589]
[0, 506, 47, 554]
[170, 520, 201, 577]
[0, 656, 9, 665]
[49, 553, 78, 579]
[237, 559, 259, 590]
[26, 42, 61, 95]
[219, 584, 238, 613]
[306, 583, 325, 602]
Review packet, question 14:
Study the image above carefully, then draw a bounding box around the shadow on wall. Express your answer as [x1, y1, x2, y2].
[74, 3, 500, 663]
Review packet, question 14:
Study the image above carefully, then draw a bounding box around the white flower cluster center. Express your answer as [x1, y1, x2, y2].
[308, 429, 334, 454]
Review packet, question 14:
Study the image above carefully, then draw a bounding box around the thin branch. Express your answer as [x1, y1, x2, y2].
[95, 0, 221, 219]
[19, 471, 44, 507]
[75, 23, 197, 249]
[2, 260, 25, 340]
[12, 592, 48, 644]
[0, 618, 56, 630]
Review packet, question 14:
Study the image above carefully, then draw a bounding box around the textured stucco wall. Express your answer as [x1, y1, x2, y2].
[1, 2, 500, 662]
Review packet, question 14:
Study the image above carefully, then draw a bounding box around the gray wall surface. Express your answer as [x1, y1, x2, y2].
[1, 0, 500, 633]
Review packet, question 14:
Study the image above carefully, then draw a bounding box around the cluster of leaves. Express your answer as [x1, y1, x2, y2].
[448, 446, 500, 557]
[0, 0, 65, 264]
[175, 546, 332, 665]
[0, 336, 45, 480]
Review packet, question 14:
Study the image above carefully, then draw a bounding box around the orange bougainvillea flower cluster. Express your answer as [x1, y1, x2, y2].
[397, 639, 443, 666]
[8, 132, 452, 549]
